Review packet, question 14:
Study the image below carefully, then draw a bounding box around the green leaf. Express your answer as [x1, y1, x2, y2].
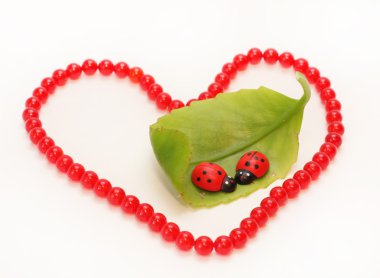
[150, 72, 311, 208]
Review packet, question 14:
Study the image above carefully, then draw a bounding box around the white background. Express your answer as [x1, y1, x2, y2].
[1, 0, 379, 277]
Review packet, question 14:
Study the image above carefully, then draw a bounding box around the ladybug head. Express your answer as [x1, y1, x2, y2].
[221, 176, 237, 193]
[235, 170, 256, 185]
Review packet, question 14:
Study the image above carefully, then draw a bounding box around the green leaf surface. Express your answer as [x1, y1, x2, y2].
[150, 73, 311, 207]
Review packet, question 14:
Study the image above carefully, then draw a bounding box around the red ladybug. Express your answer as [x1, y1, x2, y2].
[235, 151, 270, 185]
[191, 162, 236, 193]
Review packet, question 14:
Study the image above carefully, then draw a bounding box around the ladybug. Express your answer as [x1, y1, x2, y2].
[235, 151, 270, 185]
[191, 162, 236, 193]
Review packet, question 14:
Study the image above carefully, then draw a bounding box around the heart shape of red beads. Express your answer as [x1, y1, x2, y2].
[23, 48, 344, 256]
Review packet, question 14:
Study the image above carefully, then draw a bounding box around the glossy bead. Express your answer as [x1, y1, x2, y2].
[148, 213, 167, 232]
[320, 142, 337, 160]
[229, 228, 248, 249]
[325, 99, 341, 112]
[278, 52, 294, 68]
[82, 59, 97, 75]
[168, 100, 184, 112]
[121, 195, 140, 214]
[67, 163, 85, 182]
[25, 97, 41, 111]
[194, 236, 213, 256]
[186, 99, 197, 106]
[66, 63, 82, 80]
[80, 171, 99, 189]
[129, 67, 144, 83]
[293, 58, 309, 74]
[305, 67, 320, 84]
[312, 152, 330, 170]
[260, 197, 279, 216]
[316, 77, 331, 93]
[208, 82, 223, 96]
[29, 127, 46, 144]
[263, 48, 279, 64]
[222, 63, 237, 79]
[240, 217, 259, 237]
[250, 207, 269, 227]
[33, 87, 48, 103]
[215, 72, 230, 89]
[328, 122, 345, 135]
[135, 203, 154, 222]
[46, 146, 63, 163]
[293, 170, 312, 189]
[233, 54, 248, 70]
[52, 69, 68, 86]
[56, 155, 73, 173]
[98, 60, 114, 76]
[25, 118, 42, 133]
[269, 186, 288, 206]
[326, 110, 342, 123]
[198, 92, 214, 100]
[23, 108, 39, 121]
[114, 62, 129, 78]
[176, 231, 194, 251]
[303, 161, 322, 180]
[147, 84, 163, 100]
[320, 88, 336, 103]
[140, 75, 155, 91]
[107, 187, 126, 206]
[214, 236, 233, 255]
[37, 137, 55, 154]
[161, 222, 180, 242]
[247, 48, 262, 64]
[156, 93, 172, 110]
[41, 77, 56, 94]
[282, 178, 301, 198]
[325, 132, 342, 148]
[93, 179, 112, 198]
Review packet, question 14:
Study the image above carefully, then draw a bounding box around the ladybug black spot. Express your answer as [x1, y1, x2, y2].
[254, 156, 259, 160]
[217, 171, 222, 175]
[261, 158, 265, 162]
[245, 161, 251, 167]
[254, 164, 259, 169]
[209, 162, 214, 165]
[202, 171, 207, 175]
[247, 152, 252, 156]
[196, 177, 201, 182]
[207, 179, 212, 183]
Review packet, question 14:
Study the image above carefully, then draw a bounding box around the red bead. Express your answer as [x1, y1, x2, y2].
[107, 187, 126, 206]
[41, 77, 56, 94]
[82, 59, 98, 75]
[233, 54, 248, 70]
[29, 127, 46, 144]
[121, 195, 140, 214]
[66, 63, 82, 80]
[316, 77, 331, 93]
[208, 82, 223, 96]
[250, 207, 269, 227]
[312, 152, 330, 170]
[198, 92, 214, 100]
[186, 99, 197, 106]
[247, 48, 262, 64]
[140, 75, 155, 91]
[240, 217, 259, 237]
[56, 155, 73, 173]
[37, 137, 55, 154]
[176, 231, 194, 251]
[263, 48, 279, 64]
[328, 122, 345, 135]
[23, 108, 39, 121]
[215, 73, 230, 89]
[282, 178, 301, 198]
[260, 197, 279, 216]
[148, 213, 167, 232]
[135, 203, 154, 222]
[320, 88, 336, 103]
[320, 142, 337, 160]
[325, 99, 341, 112]
[269, 186, 288, 206]
[161, 222, 180, 242]
[114, 62, 129, 78]
[93, 179, 112, 198]
[80, 171, 99, 189]
[67, 163, 85, 182]
[33, 87, 48, 103]
[325, 132, 342, 148]
[98, 60, 114, 76]
[229, 228, 248, 249]
[25, 97, 41, 111]
[46, 146, 63, 163]
[303, 161, 322, 180]
[147, 84, 163, 100]
[293, 58, 309, 74]
[222, 63, 237, 79]
[52, 69, 68, 86]
[214, 236, 233, 255]
[25, 118, 42, 133]
[293, 170, 312, 190]
[155, 92, 172, 110]
[129, 67, 144, 83]
[168, 100, 184, 112]
[305, 67, 320, 84]
[194, 236, 213, 256]
[278, 52, 294, 68]
[326, 110, 342, 123]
